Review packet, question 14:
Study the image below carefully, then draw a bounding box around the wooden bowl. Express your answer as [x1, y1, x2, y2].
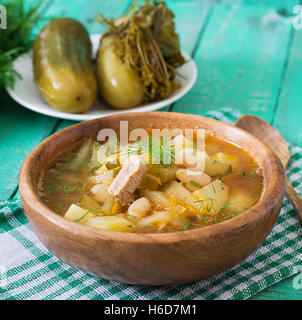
[19, 112, 285, 285]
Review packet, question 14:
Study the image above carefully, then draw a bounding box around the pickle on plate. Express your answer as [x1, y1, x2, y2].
[33, 18, 97, 113]
[95, 1, 185, 110]
[96, 34, 144, 110]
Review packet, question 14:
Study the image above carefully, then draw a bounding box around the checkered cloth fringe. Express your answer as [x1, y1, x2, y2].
[1, 108, 302, 300]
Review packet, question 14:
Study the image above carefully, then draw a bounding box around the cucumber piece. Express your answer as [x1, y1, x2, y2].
[185, 180, 202, 192]
[138, 173, 160, 191]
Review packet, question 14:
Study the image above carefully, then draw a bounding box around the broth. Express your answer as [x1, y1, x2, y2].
[40, 133, 263, 233]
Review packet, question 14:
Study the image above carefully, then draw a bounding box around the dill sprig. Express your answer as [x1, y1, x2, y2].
[122, 136, 175, 167]
[74, 209, 92, 222]
[217, 165, 232, 180]
[46, 183, 82, 196]
[56, 184, 82, 195]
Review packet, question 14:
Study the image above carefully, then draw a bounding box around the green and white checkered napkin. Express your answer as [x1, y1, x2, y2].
[1, 108, 302, 300]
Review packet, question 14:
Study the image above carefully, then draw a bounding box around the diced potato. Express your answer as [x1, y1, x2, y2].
[69, 139, 91, 170]
[147, 166, 177, 183]
[102, 197, 115, 215]
[185, 180, 202, 193]
[174, 148, 205, 169]
[227, 188, 255, 212]
[91, 183, 111, 203]
[161, 181, 201, 212]
[96, 143, 109, 164]
[145, 191, 172, 209]
[159, 167, 178, 183]
[87, 216, 135, 232]
[171, 204, 187, 214]
[80, 193, 103, 212]
[173, 134, 194, 151]
[88, 141, 102, 169]
[90, 169, 115, 185]
[176, 168, 210, 186]
[136, 211, 172, 230]
[128, 197, 151, 218]
[94, 163, 108, 175]
[193, 180, 229, 215]
[204, 152, 231, 176]
[104, 154, 120, 169]
[64, 204, 95, 224]
[212, 152, 240, 173]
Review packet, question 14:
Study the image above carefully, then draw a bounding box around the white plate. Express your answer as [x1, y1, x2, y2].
[6, 34, 197, 121]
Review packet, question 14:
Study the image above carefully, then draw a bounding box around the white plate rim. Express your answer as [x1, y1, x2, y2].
[6, 34, 197, 121]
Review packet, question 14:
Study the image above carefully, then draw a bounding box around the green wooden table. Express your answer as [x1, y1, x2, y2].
[1, 0, 302, 300]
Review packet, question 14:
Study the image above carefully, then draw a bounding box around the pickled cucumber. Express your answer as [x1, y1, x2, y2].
[33, 18, 97, 113]
[96, 34, 144, 110]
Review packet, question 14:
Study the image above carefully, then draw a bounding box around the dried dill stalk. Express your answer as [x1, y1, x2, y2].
[96, 0, 185, 103]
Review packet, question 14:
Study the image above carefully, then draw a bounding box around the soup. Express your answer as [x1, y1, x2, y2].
[40, 131, 263, 233]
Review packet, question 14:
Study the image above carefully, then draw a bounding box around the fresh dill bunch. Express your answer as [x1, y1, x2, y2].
[0, 48, 21, 88]
[0, 0, 47, 89]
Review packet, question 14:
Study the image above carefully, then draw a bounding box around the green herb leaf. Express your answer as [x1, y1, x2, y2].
[222, 202, 233, 209]
[0, 0, 47, 89]
[74, 210, 92, 222]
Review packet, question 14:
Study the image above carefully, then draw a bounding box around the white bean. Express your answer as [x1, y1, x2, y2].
[128, 197, 151, 218]
[176, 168, 211, 186]
[91, 184, 110, 202]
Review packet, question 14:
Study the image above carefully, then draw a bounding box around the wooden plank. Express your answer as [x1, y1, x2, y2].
[273, 28, 302, 147]
[166, 0, 212, 54]
[0, 0, 132, 200]
[41, 0, 131, 35]
[0, 92, 57, 200]
[171, 1, 292, 123]
[251, 275, 302, 300]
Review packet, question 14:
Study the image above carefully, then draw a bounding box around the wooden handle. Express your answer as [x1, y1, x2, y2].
[285, 177, 302, 223]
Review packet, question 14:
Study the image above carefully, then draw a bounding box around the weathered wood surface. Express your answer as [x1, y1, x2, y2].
[1, 0, 302, 300]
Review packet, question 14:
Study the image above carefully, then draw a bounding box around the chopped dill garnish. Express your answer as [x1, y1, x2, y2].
[195, 198, 214, 211]
[189, 222, 203, 227]
[66, 152, 77, 158]
[122, 135, 176, 169]
[55, 203, 63, 212]
[74, 210, 92, 222]
[126, 214, 137, 219]
[217, 165, 232, 181]
[182, 223, 191, 231]
[222, 202, 233, 209]
[46, 185, 53, 195]
[195, 198, 214, 203]
[212, 183, 216, 194]
[52, 183, 82, 195]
